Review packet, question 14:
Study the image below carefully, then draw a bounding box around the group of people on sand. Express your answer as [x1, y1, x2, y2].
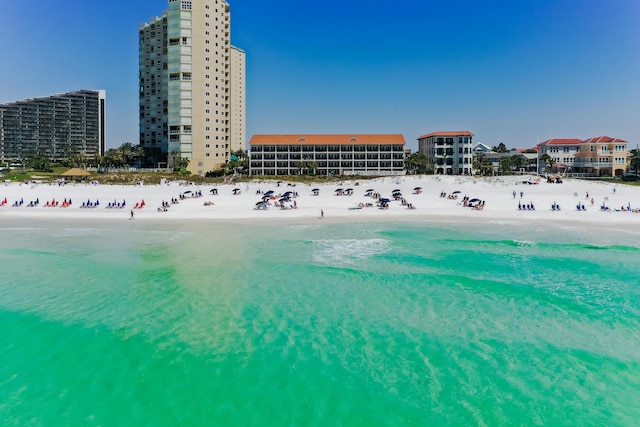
[440, 191, 457, 199]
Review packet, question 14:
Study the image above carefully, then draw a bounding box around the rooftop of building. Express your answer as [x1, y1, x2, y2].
[249, 134, 406, 145]
[538, 136, 628, 146]
[417, 131, 474, 140]
[582, 136, 627, 143]
[537, 138, 583, 146]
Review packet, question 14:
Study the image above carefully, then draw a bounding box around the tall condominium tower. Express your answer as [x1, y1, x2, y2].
[139, 0, 246, 175]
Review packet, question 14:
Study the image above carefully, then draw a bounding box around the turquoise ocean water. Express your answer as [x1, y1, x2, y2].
[1, 219, 639, 426]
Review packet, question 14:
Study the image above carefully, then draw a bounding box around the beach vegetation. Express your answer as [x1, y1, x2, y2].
[118, 142, 134, 166]
[26, 154, 53, 172]
[492, 142, 510, 153]
[205, 169, 226, 178]
[539, 153, 555, 172]
[473, 153, 494, 176]
[404, 153, 433, 175]
[630, 149, 640, 175]
[226, 149, 249, 175]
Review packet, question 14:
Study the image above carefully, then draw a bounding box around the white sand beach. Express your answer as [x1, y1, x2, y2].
[1, 175, 639, 227]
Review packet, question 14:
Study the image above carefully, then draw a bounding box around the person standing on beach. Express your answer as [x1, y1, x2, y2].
[130, 209, 135, 220]
[513, 190, 516, 199]
[321, 209, 324, 219]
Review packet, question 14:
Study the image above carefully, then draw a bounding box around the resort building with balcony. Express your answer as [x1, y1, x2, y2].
[417, 131, 474, 175]
[537, 136, 629, 177]
[0, 90, 106, 162]
[536, 138, 582, 174]
[573, 136, 628, 177]
[249, 134, 406, 176]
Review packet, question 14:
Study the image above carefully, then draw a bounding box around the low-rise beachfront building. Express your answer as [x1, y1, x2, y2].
[417, 131, 474, 175]
[536, 138, 582, 174]
[249, 134, 406, 176]
[574, 136, 629, 177]
[537, 136, 629, 177]
[0, 90, 106, 162]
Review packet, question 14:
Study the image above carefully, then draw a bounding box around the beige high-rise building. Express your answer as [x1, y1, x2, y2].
[139, 0, 246, 175]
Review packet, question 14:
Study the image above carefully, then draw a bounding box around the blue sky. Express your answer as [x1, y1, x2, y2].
[1, 0, 638, 152]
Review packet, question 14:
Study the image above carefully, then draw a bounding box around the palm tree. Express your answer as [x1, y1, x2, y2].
[308, 161, 318, 175]
[118, 142, 134, 167]
[134, 146, 146, 168]
[297, 161, 307, 175]
[104, 149, 120, 168]
[539, 153, 552, 172]
[169, 151, 180, 169]
[498, 156, 513, 175]
[404, 153, 431, 175]
[511, 154, 527, 174]
[630, 148, 640, 175]
[472, 152, 494, 176]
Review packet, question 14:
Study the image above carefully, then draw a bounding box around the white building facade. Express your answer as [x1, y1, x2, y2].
[139, 0, 246, 175]
[417, 131, 474, 175]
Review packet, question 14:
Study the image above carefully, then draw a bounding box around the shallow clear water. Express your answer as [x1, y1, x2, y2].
[1, 219, 639, 426]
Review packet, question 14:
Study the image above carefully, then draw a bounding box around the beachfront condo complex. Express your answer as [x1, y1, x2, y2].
[417, 131, 474, 175]
[0, 90, 106, 163]
[139, 0, 246, 176]
[249, 134, 406, 176]
[537, 136, 629, 177]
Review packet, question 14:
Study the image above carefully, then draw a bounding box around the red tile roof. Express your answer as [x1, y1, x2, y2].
[581, 136, 627, 143]
[249, 134, 406, 145]
[537, 138, 582, 146]
[417, 131, 474, 140]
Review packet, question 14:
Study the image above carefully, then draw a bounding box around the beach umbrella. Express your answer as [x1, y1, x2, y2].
[69, 199, 72, 205]
[232, 188, 241, 194]
[335, 188, 343, 192]
[183, 190, 193, 194]
[452, 190, 461, 194]
[380, 198, 390, 203]
[414, 187, 422, 190]
[365, 189, 374, 192]
[469, 198, 480, 202]
[96, 200, 99, 206]
[264, 190, 274, 196]
[345, 188, 353, 192]
[392, 189, 401, 193]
